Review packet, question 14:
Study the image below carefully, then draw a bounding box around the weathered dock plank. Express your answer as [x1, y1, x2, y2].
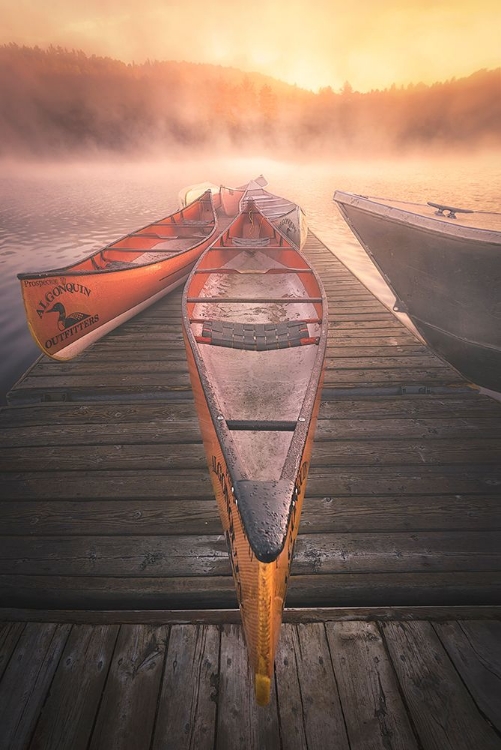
[88, 624, 168, 750]
[433, 620, 501, 733]
[151, 624, 219, 750]
[0, 618, 499, 750]
[2, 572, 500, 611]
[1, 530, 500, 577]
[27, 624, 119, 750]
[216, 625, 280, 750]
[381, 620, 501, 750]
[276, 623, 349, 750]
[1, 493, 499, 537]
[0, 622, 71, 750]
[326, 620, 419, 750]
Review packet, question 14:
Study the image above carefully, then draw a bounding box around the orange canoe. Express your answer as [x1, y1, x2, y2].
[182, 195, 328, 705]
[17, 187, 249, 360]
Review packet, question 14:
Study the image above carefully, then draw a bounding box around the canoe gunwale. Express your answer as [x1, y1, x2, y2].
[17, 189, 218, 282]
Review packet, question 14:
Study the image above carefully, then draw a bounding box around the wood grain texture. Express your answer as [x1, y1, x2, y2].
[276, 622, 349, 750]
[0, 623, 71, 750]
[88, 624, 168, 750]
[216, 624, 280, 750]
[28, 624, 119, 750]
[151, 624, 219, 750]
[0, 619, 498, 749]
[0, 621, 25, 680]
[433, 620, 501, 733]
[381, 620, 501, 750]
[327, 621, 418, 750]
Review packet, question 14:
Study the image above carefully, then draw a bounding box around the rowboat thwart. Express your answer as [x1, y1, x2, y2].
[182, 195, 328, 704]
[333, 190, 501, 392]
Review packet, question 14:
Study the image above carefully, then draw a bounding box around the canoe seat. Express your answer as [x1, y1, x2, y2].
[232, 237, 270, 247]
[198, 320, 318, 350]
[102, 260, 134, 269]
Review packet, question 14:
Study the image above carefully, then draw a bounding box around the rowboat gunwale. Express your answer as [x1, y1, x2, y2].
[333, 190, 501, 243]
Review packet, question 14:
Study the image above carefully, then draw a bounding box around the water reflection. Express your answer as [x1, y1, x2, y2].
[1, 154, 500, 403]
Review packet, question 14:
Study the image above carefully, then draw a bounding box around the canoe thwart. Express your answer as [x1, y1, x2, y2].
[225, 419, 298, 431]
[187, 297, 323, 304]
[193, 267, 314, 275]
[195, 320, 320, 350]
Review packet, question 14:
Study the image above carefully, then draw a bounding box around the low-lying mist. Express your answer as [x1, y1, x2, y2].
[1, 45, 500, 163]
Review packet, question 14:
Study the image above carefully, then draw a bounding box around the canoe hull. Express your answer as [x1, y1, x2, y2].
[334, 191, 501, 392]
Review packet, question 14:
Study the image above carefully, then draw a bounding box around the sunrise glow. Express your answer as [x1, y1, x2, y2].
[1, 0, 499, 92]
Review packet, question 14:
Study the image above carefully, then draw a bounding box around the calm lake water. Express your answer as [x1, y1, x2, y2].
[1, 153, 500, 404]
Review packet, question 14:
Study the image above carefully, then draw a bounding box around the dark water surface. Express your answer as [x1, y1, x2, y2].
[1, 153, 500, 403]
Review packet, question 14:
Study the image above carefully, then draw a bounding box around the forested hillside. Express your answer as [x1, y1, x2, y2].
[0, 44, 499, 158]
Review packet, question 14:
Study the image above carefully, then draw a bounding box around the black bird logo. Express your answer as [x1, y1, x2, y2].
[46, 302, 90, 330]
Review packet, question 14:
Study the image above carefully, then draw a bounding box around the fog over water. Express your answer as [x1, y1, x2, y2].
[1, 152, 500, 404]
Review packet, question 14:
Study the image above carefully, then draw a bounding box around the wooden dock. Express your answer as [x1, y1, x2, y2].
[1, 616, 500, 750]
[1, 231, 501, 748]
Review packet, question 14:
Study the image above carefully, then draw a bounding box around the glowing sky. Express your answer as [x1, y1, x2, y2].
[1, 0, 500, 91]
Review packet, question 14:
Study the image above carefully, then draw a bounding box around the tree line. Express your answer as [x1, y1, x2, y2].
[0, 44, 499, 158]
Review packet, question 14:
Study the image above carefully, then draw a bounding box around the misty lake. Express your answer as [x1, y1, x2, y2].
[1, 153, 500, 403]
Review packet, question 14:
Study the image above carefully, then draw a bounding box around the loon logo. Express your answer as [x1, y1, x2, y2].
[46, 302, 91, 330]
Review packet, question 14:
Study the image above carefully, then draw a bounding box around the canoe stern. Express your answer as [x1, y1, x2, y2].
[183, 320, 324, 704]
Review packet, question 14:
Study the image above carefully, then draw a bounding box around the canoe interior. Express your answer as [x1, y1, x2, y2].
[181, 175, 308, 252]
[20, 191, 218, 278]
[186, 205, 325, 483]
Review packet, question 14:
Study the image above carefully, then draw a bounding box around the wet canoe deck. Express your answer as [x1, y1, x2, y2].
[1, 231, 501, 748]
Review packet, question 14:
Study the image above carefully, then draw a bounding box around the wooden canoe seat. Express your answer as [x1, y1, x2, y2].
[196, 320, 319, 350]
[134, 232, 207, 239]
[172, 220, 213, 225]
[99, 260, 133, 269]
[232, 237, 270, 247]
